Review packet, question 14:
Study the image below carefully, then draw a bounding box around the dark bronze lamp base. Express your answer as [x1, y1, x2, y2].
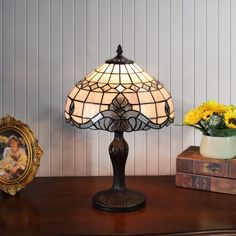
[93, 189, 146, 212]
[93, 131, 146, 212]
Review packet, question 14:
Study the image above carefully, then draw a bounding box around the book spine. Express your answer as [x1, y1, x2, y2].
[175, 172, 236, 195]
[176, 157, 229, 178]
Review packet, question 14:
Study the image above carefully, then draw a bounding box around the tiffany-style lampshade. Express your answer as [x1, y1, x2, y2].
[65, 45, 174, 212]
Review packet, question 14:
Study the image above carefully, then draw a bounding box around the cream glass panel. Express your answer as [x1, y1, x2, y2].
[120, 74, 132, 84]
[123, 93, 139, 104]
[137, 73, 149, 83]
[160, 87, 170, 98]
[90, 72, 103, 82]
[157, 117, 167, 124]
[96, 63, 108, 73]
[75, 89, 89, 101]
[156, 102, 166, 116]
[109, 74, 120, 84]
[138, 92, 154, 104]
[112, 64, 120, 74]
[102, 92, 117, 104]
[83, 103, 100, 118]
[142, 71, 155, 82]
[132, 105, 140, 112]
[69, 87, 79, 98]
[98, 73, 110, 83]
[71, 115, 82, 124]
[168, 99, 174, 113]
[120, 65, 128, 74]
[129, 74, 142, 83]
[105, 64, 114, 73]
[125, 64, 135, 74]
[86, 71, 97, 81]
[100, 105, 108, 111]
[151, 90, 165, 102]
[74, 102, 84, 116]
[141, 104, 157, 118]
[86, 91, 103, 104]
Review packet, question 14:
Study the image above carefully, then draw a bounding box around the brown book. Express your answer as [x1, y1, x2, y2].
[177, 146, 236, 179]
[176, 171, 236, 195]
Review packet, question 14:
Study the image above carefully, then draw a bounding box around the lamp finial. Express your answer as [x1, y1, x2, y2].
[105, 44, 134, 64]
[116, 45, 123, 57]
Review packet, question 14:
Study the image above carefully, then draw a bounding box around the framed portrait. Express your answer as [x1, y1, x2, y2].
[0, 115, 43, 195]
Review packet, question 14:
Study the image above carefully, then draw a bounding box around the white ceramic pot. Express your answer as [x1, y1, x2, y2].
[200, 134, 236, 159]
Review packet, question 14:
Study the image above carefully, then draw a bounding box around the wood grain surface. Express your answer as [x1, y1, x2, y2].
[1, 176, 236, 236]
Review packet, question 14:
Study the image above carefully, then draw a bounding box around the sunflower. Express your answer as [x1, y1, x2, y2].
[184, 107, 203, 125]
[200, 100, 226, 114]
[202, 110, 213, 120]
[224, 109, 236, 128]
[225, 104, 236, 111]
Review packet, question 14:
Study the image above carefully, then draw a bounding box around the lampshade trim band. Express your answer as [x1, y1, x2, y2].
[65, 93, 174, 132]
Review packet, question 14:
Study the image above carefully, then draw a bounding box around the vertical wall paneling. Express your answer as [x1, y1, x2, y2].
[1, 0, 235, 176]
[98, 0, 110, 176]
[74, 0, 87, 176]
[2, 0, 14, 115]
[86, 0, 99, 176]
[62, 0, 74, 175]
[122, 0, 135, 175]
[170, 0, 183, 174]
[0, 0, 2, 117]
[15, 0, 26, 122]
[182, 0, 195, 150]
[38, 0, 50, 176]
[218, 0, 230, 104]
[206, 0, 219, 100]
[26, 0, 38, 136]
[146, 0, 159, 175]
[232, 0, 236, 105]
[134, 0, 147, 175]
[158, 0, 171, 175]
[110, 0, 122, 50]
[50, 0, 63, 176]
[194, 0, 207, 145]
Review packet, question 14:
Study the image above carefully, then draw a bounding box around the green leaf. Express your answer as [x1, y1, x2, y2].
[207, 127, 236, 137]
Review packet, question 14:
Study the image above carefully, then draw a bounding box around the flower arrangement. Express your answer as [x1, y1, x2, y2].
[184, 100, 236, 137]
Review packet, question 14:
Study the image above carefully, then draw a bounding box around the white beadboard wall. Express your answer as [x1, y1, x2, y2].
[0, 0, 235, 176]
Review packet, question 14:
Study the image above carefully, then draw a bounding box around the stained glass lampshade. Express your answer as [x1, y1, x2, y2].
[65, 45, 174, 212]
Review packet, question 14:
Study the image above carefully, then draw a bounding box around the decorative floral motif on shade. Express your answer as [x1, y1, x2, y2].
[65, 51, 174, 132]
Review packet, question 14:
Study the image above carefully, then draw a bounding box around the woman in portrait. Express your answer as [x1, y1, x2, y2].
[0, 135, 27, 180]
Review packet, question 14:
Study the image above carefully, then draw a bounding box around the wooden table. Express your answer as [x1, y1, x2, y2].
[1, 176, 236, 236]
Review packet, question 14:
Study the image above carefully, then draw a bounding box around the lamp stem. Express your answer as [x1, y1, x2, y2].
[109, 131, 128, 191]
[93, 130, 146, 212]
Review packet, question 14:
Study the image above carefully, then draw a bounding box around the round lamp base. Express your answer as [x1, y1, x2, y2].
[93, 189, 146, 212]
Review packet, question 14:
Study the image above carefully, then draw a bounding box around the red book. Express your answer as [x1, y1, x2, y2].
[176, 171, 236, 195]
[176, 146, 236, 179]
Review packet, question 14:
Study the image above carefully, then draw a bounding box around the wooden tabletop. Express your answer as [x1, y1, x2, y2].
[1, 176, 236, 236]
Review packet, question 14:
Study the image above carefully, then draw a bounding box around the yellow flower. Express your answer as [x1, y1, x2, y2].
[200, 100, 226, 114]
[202, 110, 213, 120]
[184, 108, 203, 125]
[224, 109, 236, 128]
[226, 105, 236, 111]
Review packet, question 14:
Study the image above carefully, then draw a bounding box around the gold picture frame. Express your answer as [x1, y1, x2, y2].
[0, 115, 43, 195]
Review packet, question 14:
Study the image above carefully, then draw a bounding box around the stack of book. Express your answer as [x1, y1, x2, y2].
[175, 146, 236, 195]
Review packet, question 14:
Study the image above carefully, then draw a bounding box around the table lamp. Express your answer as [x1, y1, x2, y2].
[65, 45, 174, 212]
